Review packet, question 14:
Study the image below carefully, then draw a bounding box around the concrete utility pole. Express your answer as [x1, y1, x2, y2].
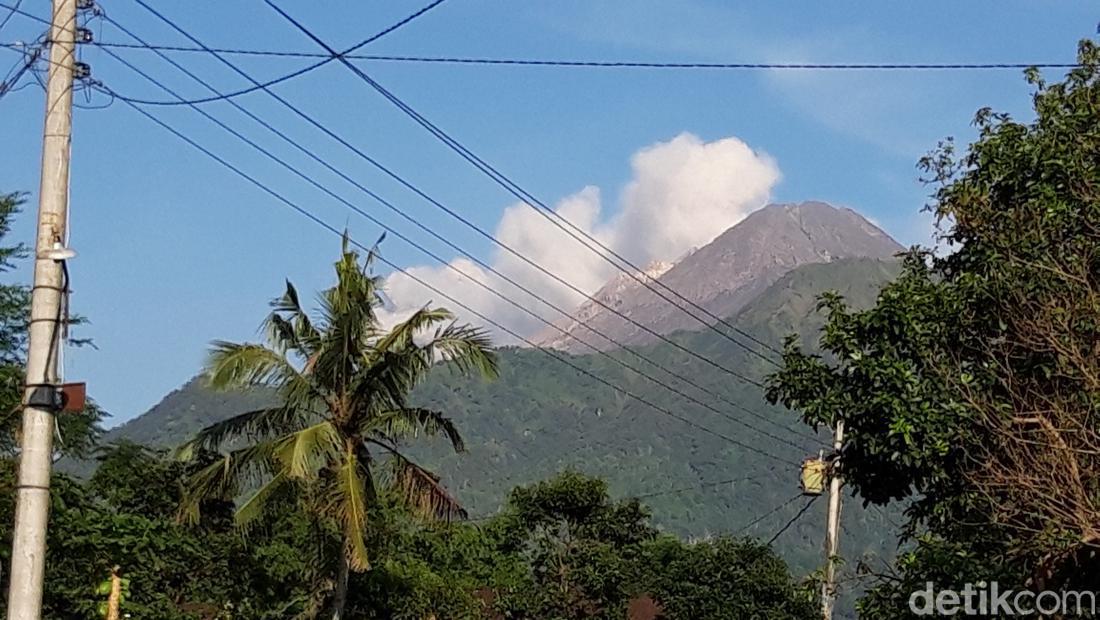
[821, 420, 845, 620]
[6, 0, 77, 617]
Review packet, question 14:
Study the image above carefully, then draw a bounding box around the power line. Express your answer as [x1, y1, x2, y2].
[0, 41, 38, 98]
[120, 1, 780, 394]
[468, 474, 788, 522]
[633, 474, 770, 500]
[107, 93, 801, 469]
[731, 492, 805, 536]
[15, 2, 818, 452]
[766, 496, 817, 544]
[0, 0, 21, 35]
[95, 13, 822, 450]
[1, 34, 108, 106]
[263, 0, 789, 368]
[42, 41, 1082, 72]
[0, 0, 449, 104]
[280, 56, 1088, 71]
[0, 2, 1083, 78]
[93, 35, 815, 455]
[469, 490, 820, 538]
[0, 2, 73, 33]
[349, 0, 449, 46]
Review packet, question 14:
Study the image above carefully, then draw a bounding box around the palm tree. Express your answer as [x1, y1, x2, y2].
[176, 240, 497, 619]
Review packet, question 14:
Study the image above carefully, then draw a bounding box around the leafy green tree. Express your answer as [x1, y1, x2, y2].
[89, 440, 185, 517]
[343, 499, 508, 619]
[480, 471, 815, 620]
[0, 192, 30, 366]
[0, 442, 321, 619]
[496, 471, 656, 619]
[766, 41, 1100, 616]
[640, 536, 817, 620]
[178, 239, 498, 619]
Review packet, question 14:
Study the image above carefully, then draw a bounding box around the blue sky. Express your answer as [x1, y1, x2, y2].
[0, 1, 1094, 425]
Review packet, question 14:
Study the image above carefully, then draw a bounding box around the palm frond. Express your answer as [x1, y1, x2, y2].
[178, 442, 276, 524]
[422, 322, 499, 379]
[369, 439, 466, 522]
[176, 404, 310, 456]
[367, 407, 464, 453]
[312, 289, 337, 334]
[371, 306, 452, 355]
[347, 311, 466, 410]
[268, 280, 322, 353]
[327, 242, 385, 322]
[318, 446, 373, 571]
[264, 314, 307, 359]
[310, 292, 375, 398]
[360, 231, 385, 271]
[206, 342, 328, 425]
[206, 342, 304, 390]
[348, 349, 427, 417]
[235, 470, 290, 532]
[273, 421, 342, 480]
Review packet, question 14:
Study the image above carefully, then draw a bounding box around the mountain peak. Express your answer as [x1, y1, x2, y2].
[533, 259, 675, 350]
[538, 200, 900, 352]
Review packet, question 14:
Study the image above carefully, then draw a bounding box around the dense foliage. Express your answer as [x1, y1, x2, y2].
[767, 41, 1100, 617]
[0, 454, 817, 619]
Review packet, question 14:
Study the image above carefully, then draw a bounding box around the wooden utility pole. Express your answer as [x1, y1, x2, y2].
[6, 0, 77, 617]
[821, 421, 845, 620]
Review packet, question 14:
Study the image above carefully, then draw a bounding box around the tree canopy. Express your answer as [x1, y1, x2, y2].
[767, 41, 1100, 616]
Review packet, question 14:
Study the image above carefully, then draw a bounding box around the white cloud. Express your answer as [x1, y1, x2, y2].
[376, 133, 780, 344]
[493, 185, 612, 308]
[612, 133, 779, 264]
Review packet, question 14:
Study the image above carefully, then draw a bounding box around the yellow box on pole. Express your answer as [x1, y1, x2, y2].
[800, 457, 826, 496]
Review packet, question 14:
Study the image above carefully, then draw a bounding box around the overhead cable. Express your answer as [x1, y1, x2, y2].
[263, 0, 790, 366]
[108, 93, 802, 468]
[123, 0, 782, 391]
[95, 43, 812, 452]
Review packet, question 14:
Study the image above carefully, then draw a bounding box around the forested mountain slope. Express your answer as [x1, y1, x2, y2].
[95, 258, 902, 586]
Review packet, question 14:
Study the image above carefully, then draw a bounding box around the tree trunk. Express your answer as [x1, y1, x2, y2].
[331, 550, 350, 620]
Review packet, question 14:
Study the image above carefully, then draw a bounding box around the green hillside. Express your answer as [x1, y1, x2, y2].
[408, 258, 903, 572]
[98, 257, 902, 603]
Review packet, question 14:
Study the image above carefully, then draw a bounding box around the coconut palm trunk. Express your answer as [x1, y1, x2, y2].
[106, 567, 121, 620]
[331, 551, 350, 620]
[176, 239, 497, 618]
